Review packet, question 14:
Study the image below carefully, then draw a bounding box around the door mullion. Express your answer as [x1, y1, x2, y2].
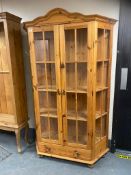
[59, 25, 67, 145]
[54, 25, 63, 144]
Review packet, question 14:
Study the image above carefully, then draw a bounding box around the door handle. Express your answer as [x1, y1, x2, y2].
[120, 68, 128, 90]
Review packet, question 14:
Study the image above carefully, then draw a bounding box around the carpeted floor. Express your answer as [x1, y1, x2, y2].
[0, 131, 130, 175]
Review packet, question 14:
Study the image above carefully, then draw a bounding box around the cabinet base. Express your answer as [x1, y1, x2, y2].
[0, 121, 29, 153]
[36, 144, 109, 165]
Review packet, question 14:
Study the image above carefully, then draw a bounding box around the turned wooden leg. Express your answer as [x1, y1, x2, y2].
[15, 128, 22, 153]
[25, 123, 29, 144]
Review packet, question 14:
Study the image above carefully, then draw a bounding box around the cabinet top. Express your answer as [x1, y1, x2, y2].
[24, 8, 117, 29]
[0, 12, 21, 23]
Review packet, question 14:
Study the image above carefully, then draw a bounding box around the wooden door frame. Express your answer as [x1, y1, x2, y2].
[59, 22, 93, 150]
[28, 26, 62, 144]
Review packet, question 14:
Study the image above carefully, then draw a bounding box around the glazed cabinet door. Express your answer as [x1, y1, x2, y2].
[28, 26, 62, 144]
[60, 24, 90, 149]
[95, 23, 112, 144]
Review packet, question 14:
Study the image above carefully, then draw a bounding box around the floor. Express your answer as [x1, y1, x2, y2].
[0, 132, 130, 175]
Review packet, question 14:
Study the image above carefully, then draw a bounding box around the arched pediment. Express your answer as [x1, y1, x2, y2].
[24, 8, 117, 28]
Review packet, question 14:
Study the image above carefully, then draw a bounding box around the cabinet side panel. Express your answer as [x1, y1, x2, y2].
[0, 20, 16, 117]
[7, 20, 28, 125]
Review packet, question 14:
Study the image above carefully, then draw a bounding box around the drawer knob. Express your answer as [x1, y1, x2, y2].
[73, 151, 80, 159]
[44, 145, 51, 153]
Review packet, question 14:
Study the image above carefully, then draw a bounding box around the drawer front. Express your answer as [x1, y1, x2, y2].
[37, 142, 91, 161]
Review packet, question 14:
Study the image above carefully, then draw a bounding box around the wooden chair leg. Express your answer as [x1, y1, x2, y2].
[15, 129, 22, 153]
[25, 123, 29, 144]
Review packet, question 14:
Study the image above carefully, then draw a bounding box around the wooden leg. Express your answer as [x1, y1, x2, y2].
[15, 129, 22, 153]
[25, 123, 29, 144]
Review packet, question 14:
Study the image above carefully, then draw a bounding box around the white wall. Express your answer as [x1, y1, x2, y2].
[2, 0, 120, 139]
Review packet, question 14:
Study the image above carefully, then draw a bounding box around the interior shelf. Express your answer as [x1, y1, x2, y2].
[96, 112, 108, 119]
[65, 61, 88, 63]
[36, 61, 55, 64]
[40, 108, 57, 118]
[38, 85, 56, 92]
[66, 88, 87, 94]
[67, 110, 87, 121]
[77, 111, 87, 121]
[96, 87, 108, 92]
[97, 59, 109, 62]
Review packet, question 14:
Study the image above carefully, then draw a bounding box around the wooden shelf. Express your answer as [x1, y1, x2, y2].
[66, 87, 88, 94]
[40, 108, 57, 118]
[67, 111, 87, 121]
[96, 87, 108, 92]
[96, 112, 101, 119]
[66, 61, 88, 63]
[0, 71, 10, 74]
[36, 61, 55, 64]
[96, 112, 108, 119]
[38, 85, 56, 92]
[97, 59, 109, 62]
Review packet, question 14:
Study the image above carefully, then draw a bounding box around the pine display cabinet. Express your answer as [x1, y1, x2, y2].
[25, 8, 116, 165]
[0, 12, 28, 152]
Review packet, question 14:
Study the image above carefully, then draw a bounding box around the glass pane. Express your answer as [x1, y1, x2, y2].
[44, 31, 54, 61]
[96, 62, 103, 89]
[48, 92, 57, 117]
[95, 118, 101, 143]
[77, 63, 87, 92]
[105, 30, 110, 60]
[65, 30, 75, 62]
[102, 90, 108, 113]
[47, 63, 56, 90]
[78, 121, 87, 145]
[97, 29, 104, 60]
[103, 62, 108, 87]
[66, 63, 75, 91]
[38, 92, 48, 115]
[36, 64, 46, 88]
[38, 92, 57, 117]
[50, 118, 58, 140]
[67, 93, 76, 120]
[96, 92, 102, 117]
[41, 117, 49, 139]
[34, 32, 44, 61]
[101, 115, 107, 137]
[77, 28, 87, 62]
[77, 94, 87, 121]
[68, 120, 76, 143]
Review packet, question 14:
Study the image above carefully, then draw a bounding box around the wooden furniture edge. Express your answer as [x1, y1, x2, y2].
[0, 121, 29, 153]
[0, 12, 21, 23]
[24, 8, 117, 29]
